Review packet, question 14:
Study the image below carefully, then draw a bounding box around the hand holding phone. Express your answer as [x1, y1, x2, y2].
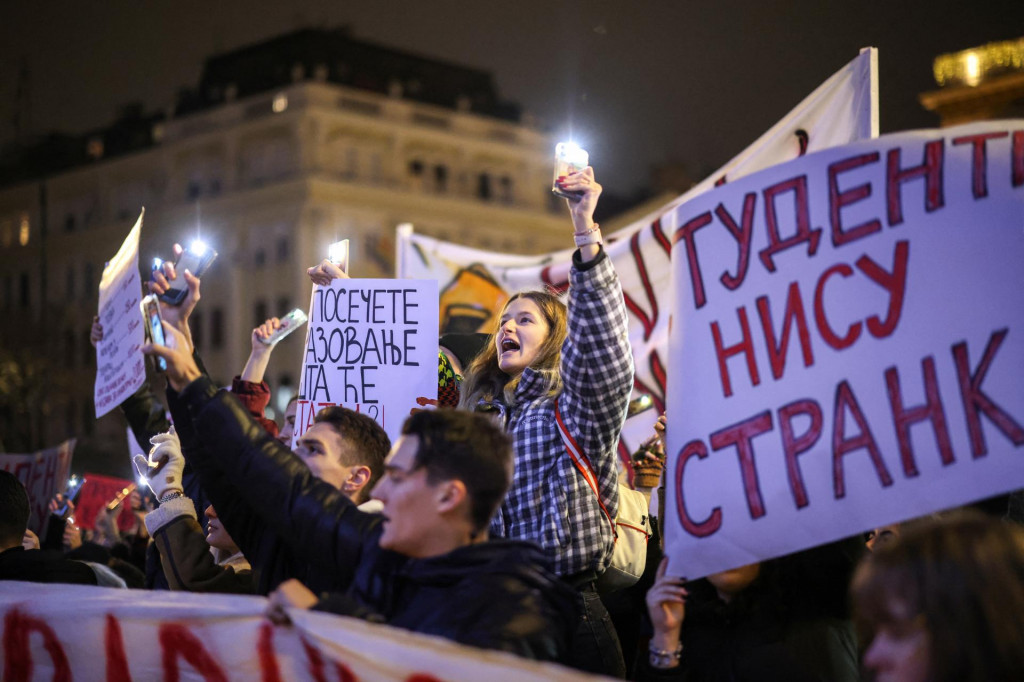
[141, 294, 168, 371]
[552, 142, 589, 202]
[258, 309, 308, 346]
[155, 240, 217, 305]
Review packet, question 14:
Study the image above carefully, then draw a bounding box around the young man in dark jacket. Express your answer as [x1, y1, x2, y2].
[142, 326, 577, 662]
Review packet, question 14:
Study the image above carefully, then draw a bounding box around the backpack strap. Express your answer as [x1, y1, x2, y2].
[554, 398, 615, 531]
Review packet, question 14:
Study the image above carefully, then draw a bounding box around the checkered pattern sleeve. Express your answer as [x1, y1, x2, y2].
[560, 250, 634, 523]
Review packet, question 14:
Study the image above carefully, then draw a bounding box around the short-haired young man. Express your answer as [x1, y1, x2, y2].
[0, 470, 97, 585]
[140, 406, 389, 595]
[144, 330, 575, 661]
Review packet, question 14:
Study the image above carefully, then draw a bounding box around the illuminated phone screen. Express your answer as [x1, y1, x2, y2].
[145, 301, 168, 371]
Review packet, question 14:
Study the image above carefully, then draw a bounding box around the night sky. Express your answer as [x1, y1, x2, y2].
[1, 1, 1022, 194]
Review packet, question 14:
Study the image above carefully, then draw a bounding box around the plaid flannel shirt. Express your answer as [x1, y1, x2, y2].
[489, 249, 634, 577]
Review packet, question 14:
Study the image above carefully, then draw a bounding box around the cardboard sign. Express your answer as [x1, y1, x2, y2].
[0, 441, 74, 534]
[396, 50, 878, 462]
[94, 210, 146, 418]
[294, 279, 439, 444]
[664, 121, 1024, 578]
[0, 582, 593, 681]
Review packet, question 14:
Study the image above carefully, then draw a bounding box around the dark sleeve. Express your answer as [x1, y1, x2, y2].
[179, 376, 382, 576]
[120, 380, 170, 448]
[231, 377, 279, 438]
[152, 515, 254, 594]
[167, 383, 273, 578]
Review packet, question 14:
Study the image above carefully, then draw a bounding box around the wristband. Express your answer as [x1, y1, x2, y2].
[574, 227, 603, 247]
[648, 642, 683, 669]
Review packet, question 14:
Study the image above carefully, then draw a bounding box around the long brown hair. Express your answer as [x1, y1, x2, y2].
[851, 511, 1024, 682]
[458, 290, 568, 410]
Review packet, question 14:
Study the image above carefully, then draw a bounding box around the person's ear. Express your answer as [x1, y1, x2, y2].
[342, 465, 372, 497]
[435, 479, 467, 515]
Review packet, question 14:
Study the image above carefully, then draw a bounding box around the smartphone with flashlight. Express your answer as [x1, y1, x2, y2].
[258, 308, 309, 346]
[328, 239, 349, 274]
[141, 294, 168, 371]
[552, 142, 589, 202]
[157, 240, 218, 305]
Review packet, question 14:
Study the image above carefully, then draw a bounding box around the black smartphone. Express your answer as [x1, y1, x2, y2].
[157, 241, 218, 305]
[141, 294, 168, 371]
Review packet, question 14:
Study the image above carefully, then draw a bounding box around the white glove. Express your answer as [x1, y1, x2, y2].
[133, 426, 185, 500]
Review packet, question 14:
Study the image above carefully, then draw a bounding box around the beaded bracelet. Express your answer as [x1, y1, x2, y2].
[574, 223, 602, 247]
[159, 490, 185, 504]
[648, 642, 683, 669]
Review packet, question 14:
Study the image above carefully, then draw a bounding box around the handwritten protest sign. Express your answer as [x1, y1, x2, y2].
[663, 120, 1024, 578]
[0, 441, 74, 534]
[396, 50, 878, 468]
[94, 210, 146, 418]
[294, 279, 439, 444]
[0, 582, 592, 682]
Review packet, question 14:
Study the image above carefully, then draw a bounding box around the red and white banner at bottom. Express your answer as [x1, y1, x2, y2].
[1, 582, 601, 681]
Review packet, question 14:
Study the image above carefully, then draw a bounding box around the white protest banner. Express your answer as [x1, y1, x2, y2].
[0, 440, 74, 534]
[664, 120, 1024, 579]
[295, 279, 439, 444]
[94, 209, 146, 418]
[396, 50, 878, 463]
[0, 582, 598, 681]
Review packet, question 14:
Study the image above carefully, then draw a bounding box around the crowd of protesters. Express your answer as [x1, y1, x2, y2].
[2, 166, 1024, 681]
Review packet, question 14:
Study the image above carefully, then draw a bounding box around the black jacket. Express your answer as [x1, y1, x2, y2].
[0, 546, 98, 586]
[175, 375, 577, 661]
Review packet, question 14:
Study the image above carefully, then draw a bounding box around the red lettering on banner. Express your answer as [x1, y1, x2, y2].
[711, 307, 761, 397]
[814, 264, 861, 350]
[756, 282, 815, 380]
[832, 381, 894, 499]
[857, 240, 910, 338]
[710, 412, 773, 519]
[651, 217, 672, 255]
[406, 675, 445, 682]
[622, 224, 661, 341]
[105, 614, 131, 682]
[258, 622, 283, 682]
[886, 139, 945, 226]
[952, 132, 1008, 199]
[829, 152, 882, 246]
[539, 266, 569, 294]
[1013, 131, 1024, 187]
[758, 175, 821, 272]
[674, 211, 714, 309]
[302, 636, 358, 682]
[716, 193, 757, 290]
[885, 357, 954, 478]
[778, 399, 823, 509]
[953, 329, 1024, 458]
[159, 623, 229, 682]
[3, 608, 71, 682]
[674, 440, 722, 537]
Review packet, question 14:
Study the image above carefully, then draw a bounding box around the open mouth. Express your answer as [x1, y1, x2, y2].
[500, 339, 520, 353]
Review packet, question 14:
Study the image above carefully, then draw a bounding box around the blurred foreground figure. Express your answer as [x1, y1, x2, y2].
[852, 511, 1024, 682]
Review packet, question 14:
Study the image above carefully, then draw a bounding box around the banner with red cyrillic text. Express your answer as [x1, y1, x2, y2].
[0, 582, 598, 681]
[73, 473, 137, 532]
[0, 441, 74, 535]
[294, 279, 439, 446]
[663, 120, 1024, 579]
[396, 50, 878, 475]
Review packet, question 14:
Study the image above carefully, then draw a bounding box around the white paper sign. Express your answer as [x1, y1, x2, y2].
[665, 121, 1024, 578]
[294, 279, 439, 444]
[94, 210, 146, 418]
[0, 582, 594, 681]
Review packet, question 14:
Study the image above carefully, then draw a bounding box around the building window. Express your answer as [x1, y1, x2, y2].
[191, 311, 203, 350]
[19, 214, 29, 246]
[211, 308, 224, 349]
[66, 266, 75, 299]
[254, 248, 266, 268]
[254, 300, 268, 328]
[83, 263, 94, 299]
[408, 160, 424, 176]
[187, 181, 202, 200]
[276, 236, 290, 263]
[64, 329, 76, 368]
[276, 297, 291, 316]
[64, 214, 76, 232]
[19, 272, 29, 307]
[434, 165, 448, 193]
[499, 176, 514, 204]
[477, 173, 492, 200]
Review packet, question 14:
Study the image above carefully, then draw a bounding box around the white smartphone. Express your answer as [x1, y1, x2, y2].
[258, 309, 309, 346]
